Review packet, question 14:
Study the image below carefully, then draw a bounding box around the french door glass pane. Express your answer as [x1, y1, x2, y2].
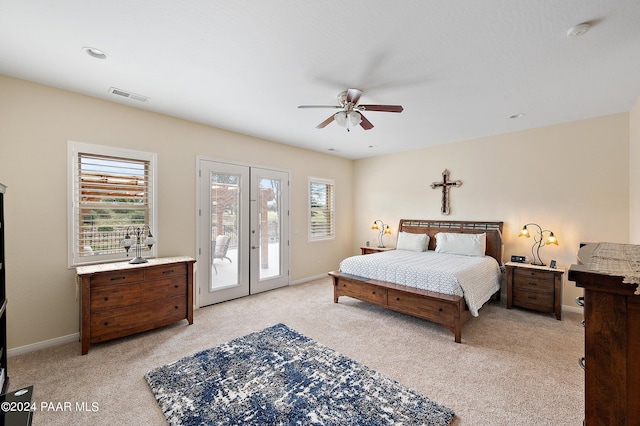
[210, 172, 239, 290]
[259, 177, 280, 280]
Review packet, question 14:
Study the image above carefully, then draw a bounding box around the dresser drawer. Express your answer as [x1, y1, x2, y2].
[388, 289, 456, 323]
[512, 288, 553, 311]
[90, 269, 144, 287]
[144, 263, 187, 280]
[90, 276, 187, 311]
[90, 296, 187, 342]
[513, 268, 554, 293]
[337, 279, 386, 305]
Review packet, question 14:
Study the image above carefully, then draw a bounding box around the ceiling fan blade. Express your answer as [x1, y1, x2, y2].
[346, 88, 363, 105]
[298, 105, 341, 109]
[359, 104, 404, 113]
[359, 113, 374, 130]
[316, 114, 335, 129]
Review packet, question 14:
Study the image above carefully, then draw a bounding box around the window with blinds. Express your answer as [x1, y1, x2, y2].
[308, 177, 335, 241]
[68, 142, 157, 266]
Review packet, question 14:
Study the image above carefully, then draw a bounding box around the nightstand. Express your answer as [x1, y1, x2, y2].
[506, 261, 565, 320]
[360, 246, 395, 255]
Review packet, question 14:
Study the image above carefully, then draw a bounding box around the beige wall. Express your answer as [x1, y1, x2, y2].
[630, 96, 640, 243]
[0, 73, 635, 351]
[0, 75, 354, 350]
[353, 113, 630, 309]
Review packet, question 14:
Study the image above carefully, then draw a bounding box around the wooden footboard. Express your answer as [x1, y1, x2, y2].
[329, 271, 472, 343]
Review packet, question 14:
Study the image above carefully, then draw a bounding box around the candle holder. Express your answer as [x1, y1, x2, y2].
[120, 225, 156, 264]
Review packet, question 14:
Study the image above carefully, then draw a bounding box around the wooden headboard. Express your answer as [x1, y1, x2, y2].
[397, 219, 504, 264]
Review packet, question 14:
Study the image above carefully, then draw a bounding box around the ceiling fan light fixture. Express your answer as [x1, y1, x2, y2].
[334, 111, 362, 128]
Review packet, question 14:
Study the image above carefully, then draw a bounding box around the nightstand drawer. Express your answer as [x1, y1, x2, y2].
[513, 269, 554, 293]
[512, 287, 554, 310]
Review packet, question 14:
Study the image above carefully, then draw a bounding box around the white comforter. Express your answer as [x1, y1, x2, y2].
[339, 250, 501, 316]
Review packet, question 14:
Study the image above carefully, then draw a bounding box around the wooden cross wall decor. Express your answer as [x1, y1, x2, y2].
[431, 169, 462, 215]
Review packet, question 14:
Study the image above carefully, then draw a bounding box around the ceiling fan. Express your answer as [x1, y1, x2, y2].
[298, 88, 403, 131]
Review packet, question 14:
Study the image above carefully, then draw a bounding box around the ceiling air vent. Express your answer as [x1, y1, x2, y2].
[108, 87, 148, 103]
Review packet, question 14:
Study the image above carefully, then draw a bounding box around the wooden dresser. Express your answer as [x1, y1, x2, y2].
[568, 243, 640, 425]
[77, 256, 195, 355]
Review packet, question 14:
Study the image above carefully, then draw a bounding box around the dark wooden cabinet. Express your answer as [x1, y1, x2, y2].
[77, 257, 195, 355]
[360, 246, 394, 255]
[569, 244, 640, 425]
[0, 183, 7, 393]
[506, 262, 564, 320]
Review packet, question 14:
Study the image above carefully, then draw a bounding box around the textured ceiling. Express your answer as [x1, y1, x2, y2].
[1, 1, 639, 159]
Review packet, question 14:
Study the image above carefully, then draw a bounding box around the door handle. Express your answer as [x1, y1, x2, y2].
[252, 246, 260, 249]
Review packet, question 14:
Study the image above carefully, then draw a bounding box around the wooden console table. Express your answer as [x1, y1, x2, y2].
[77, 257, 195, 355]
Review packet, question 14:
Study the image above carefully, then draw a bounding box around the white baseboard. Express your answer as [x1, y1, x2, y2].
[290, 273, 329, 286]
[562, 304, 584, 315]
[8, 333, 79, 358]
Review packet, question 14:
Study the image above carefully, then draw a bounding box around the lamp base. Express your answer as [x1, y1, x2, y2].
[129, 256, 148, 264]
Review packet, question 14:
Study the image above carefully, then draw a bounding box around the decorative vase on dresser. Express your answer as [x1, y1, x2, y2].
[76, 256, 195, 355]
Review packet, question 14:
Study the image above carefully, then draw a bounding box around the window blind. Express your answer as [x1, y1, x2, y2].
[309, 179, 335, 240]
[75, 153, 152, 260]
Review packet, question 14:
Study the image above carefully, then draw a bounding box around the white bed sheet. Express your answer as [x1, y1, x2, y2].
[339, 250, 501, 316]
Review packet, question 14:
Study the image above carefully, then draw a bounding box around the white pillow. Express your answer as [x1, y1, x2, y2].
[434, 232, 486, 257]
[396, 232, 429, 252]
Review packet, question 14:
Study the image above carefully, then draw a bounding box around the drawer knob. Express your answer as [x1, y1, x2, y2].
[163, 270, 174, 274]
[528, 296, 538, 300]
[372, 291, 376, 295]
[527, 282, 538, 286]
[104, 296, 109, 301]
[111, 276, 126, 281]
[438, 308, 443, 312]
[175, 306, 179, 309]
[396, 297, 400, 301]
[103, 321, 109, 326]
[174, 285, 179, 288]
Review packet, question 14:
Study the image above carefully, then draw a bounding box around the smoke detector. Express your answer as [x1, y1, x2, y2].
[567, 23, 591, 37]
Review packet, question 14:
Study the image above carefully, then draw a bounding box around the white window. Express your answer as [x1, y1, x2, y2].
[308, 177, 335, 241]
[68, 141, 158, 267]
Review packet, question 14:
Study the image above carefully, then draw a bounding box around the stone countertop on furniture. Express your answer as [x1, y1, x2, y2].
[76, 256, 196, 275]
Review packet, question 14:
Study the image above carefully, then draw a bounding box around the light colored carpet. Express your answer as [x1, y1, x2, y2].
[8, 277, 584, 425]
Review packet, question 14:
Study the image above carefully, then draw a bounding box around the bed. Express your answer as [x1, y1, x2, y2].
[329, 219, 503, 343]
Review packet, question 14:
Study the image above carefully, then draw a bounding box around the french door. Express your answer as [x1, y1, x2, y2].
[197, 159, 289, 307]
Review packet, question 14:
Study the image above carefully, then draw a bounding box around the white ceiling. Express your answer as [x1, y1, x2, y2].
[1, 1, 639, 160]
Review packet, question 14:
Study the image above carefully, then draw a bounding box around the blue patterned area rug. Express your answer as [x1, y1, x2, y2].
[145, 323, 455, 425]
